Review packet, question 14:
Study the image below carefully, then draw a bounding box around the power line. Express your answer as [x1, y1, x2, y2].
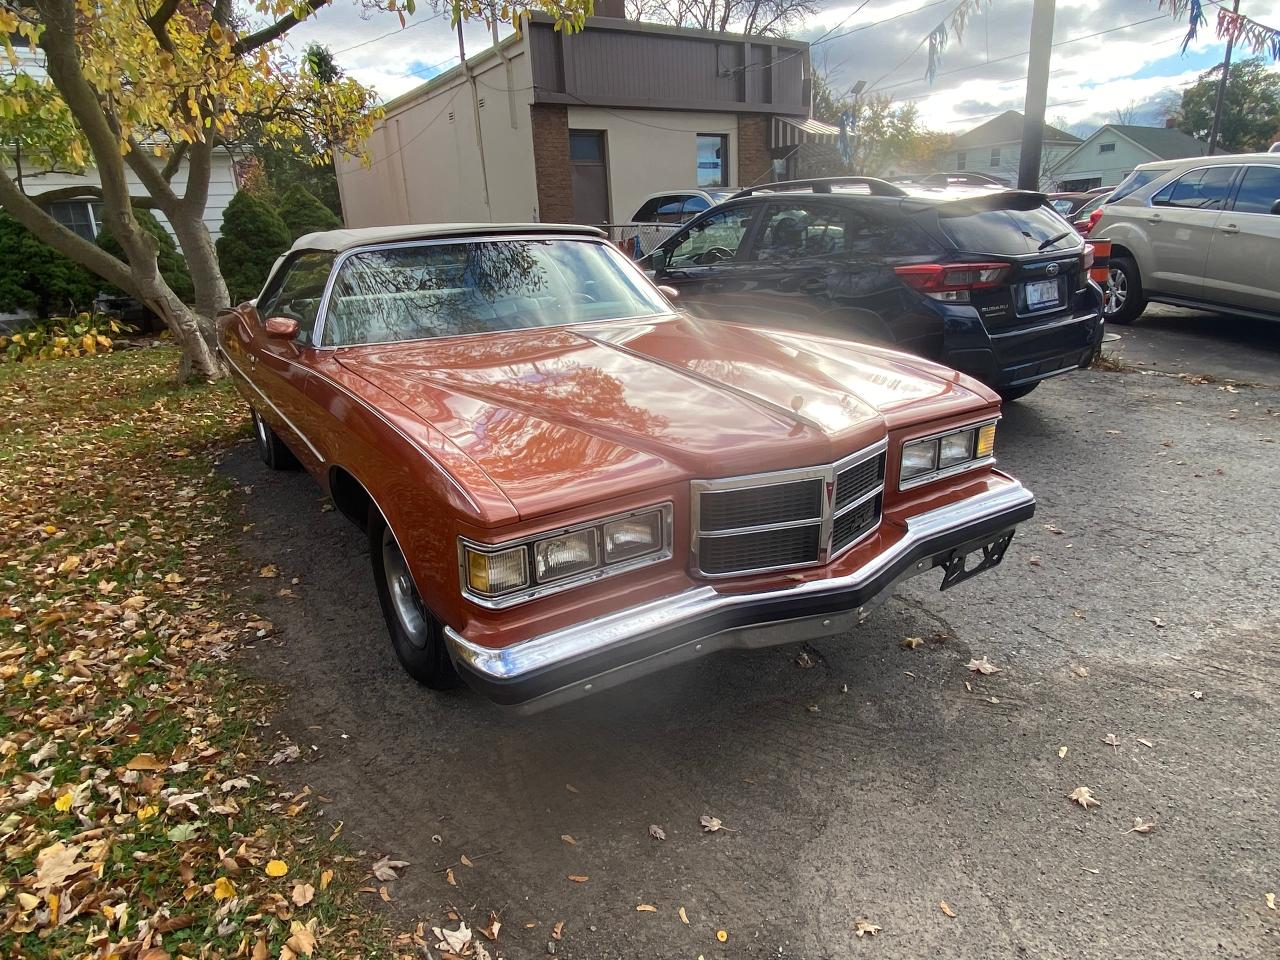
[328, 10, 445, 56]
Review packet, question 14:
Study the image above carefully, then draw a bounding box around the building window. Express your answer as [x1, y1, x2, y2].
[956, 151, 967, 171]
[990, 147, 1001, 168]
[1099, 142, 1116, 154]
[696, 134, 728, 188]
[48, 200, 104, 241]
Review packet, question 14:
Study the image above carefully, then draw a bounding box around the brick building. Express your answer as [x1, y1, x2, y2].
[334, 9, 835, 227]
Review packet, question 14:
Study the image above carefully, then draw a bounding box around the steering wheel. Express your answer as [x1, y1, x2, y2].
[695, 246, 734, 265]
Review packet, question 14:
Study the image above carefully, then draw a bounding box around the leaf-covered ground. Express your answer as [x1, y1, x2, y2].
[0, 348, 398, 959]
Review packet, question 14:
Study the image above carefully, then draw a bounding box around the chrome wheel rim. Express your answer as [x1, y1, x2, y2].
[382, 528, 429, 649]
[253, 409, 269, 448]
[1105, 266, 1127, 315]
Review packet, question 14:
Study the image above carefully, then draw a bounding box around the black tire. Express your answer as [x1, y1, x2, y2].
[997, 382, 1040, 402]
[251, 407, 300, 471]
[368, 507, 458, 689]
[1104, 254, 1146, 325]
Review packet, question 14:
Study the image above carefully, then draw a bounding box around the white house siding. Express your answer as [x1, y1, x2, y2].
[335, 40, 540, 226]
[564, 106, 738, 223]
[4, 148, 239, 241]
[945, 141, 1077, 189]
[1048, 134, 1156, 189]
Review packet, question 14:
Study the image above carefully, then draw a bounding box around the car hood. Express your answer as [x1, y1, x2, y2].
[335, 315, 990, 521]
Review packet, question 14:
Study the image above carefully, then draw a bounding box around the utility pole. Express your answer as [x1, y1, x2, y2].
[1018, 0, 1055, 191]
[1207, 0, 1241, 153]
[458, 21, 492, 217]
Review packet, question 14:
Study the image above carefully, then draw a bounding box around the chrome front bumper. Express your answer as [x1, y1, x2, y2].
[445, 478, 1036, 710]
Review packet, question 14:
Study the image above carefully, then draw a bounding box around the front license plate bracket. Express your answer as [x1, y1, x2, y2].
[939, 532, 1014, 591]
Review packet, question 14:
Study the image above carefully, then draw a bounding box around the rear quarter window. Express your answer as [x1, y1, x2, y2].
[937, 206, 1079, 255]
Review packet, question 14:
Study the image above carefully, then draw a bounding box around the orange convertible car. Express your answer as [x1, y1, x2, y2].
[218, 224, 1035, 709]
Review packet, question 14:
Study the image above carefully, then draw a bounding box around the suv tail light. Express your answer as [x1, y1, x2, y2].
[1077, 207, 1104, 237]
[894, 262, 1011, 302]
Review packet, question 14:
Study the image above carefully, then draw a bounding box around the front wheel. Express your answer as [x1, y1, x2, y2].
[368, 509, 458, 689]
[1104, 255, 1146, 325]
[997, 382, 1040, 402]
[251, 408, 300, 471]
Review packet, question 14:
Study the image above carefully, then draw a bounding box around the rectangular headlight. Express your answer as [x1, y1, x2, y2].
[465, 546, 529, 597]
[900, 439, 938, 480]
[938, 430, 974, 468]
[976, 422, 997, 459]
[533, 530, 599, 583]
[602, 511, 663, 563]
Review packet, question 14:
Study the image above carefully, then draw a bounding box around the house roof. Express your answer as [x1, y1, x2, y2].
[1102, 124, 1216, 160]
[953, 110, 1081, 148]
[292, 223, 605, 254]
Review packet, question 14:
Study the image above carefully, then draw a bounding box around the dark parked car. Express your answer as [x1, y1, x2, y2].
[646, 177, 1104, 401]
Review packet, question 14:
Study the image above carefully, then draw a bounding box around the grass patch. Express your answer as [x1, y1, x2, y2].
[0, 348, 400, 958]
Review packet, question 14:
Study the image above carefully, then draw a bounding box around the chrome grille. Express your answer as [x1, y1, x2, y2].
[698, 479, 823, 532]
[691, 440, 887, 577]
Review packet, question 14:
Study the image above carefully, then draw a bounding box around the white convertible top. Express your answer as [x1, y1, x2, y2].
[291, 222, 607, 254]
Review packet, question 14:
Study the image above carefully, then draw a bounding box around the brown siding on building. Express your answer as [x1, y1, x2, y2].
[531, 103, 574, 223]
[737, 114, 772, 188]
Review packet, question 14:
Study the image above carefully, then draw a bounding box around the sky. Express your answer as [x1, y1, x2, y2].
[285, 0, 1280, 136]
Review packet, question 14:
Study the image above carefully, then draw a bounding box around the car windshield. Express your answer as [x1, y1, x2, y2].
[937, 205, 1081, 255]
[321, 238, 670, 347]
[1108, 168, 1168, 202]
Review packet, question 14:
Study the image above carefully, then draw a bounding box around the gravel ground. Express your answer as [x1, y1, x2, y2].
[223, 332, 1280, 960]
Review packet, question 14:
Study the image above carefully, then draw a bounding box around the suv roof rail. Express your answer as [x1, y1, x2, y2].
[729, 177, 908, 199]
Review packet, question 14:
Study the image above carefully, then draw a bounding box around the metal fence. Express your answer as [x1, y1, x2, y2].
[605, 223, 681, 260]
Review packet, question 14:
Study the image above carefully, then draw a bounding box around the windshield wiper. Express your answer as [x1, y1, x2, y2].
[1038, 231, 1071, 250]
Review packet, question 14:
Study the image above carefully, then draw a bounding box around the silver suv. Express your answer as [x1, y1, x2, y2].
[1093, 153, 1280, 324]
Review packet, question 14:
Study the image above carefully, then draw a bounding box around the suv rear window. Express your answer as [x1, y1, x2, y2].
[937, 206, 1080, 255]
[1108, 168, 1168, 202]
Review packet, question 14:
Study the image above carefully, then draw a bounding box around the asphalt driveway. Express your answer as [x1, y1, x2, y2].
[223, 332, 1280, 959]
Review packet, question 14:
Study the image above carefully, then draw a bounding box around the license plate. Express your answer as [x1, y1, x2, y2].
[939, 532, 1015, 591]
[1025, 278, 1060, 310]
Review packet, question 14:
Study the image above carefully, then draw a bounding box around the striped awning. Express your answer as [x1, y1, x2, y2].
[771, 116, 840, 147]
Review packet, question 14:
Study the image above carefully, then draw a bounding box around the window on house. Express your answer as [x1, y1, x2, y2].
[1099, 142, 1116, 154]
[47, 200, 104, 241]
[990, 148, 1001, 167]
[696, 134, 728, 188]
[956, 151, 967, 171]
[7, 31, 30, 48]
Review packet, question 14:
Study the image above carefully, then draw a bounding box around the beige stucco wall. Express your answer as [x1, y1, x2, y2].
[565, 106, 739, 222]
[335, 41, 539, 226]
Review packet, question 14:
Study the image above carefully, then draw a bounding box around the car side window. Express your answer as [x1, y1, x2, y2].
[1231, 166, 1280, 214]
[1151, 166, 1238, 211]
[751, 203, 847, 261]
[681, 195, 711, 219]
[255, 251, 336, 343]
[655, 196, 688, 224]
[666, 207, 754, 267]
[633, 198, 662, 222]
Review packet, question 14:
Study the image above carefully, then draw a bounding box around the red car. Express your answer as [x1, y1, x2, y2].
[218, 225, 1035, 709]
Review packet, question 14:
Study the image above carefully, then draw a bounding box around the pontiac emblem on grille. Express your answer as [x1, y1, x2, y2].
[1046, 262, 1060, 277]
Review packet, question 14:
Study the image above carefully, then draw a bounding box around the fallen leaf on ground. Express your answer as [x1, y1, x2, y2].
[1128, 817, 1157, 834]
[900, 636, 924, 650]
[636, 904, 657, 912]
[1266, 892, 1276, 911]
[565, 783, 579, 793]
[371, 856, 408, 881]
[1069, 786, 1101, 810]
[567, 875, 588, 883]
[1058, 746, 1068, 759]
[854, 920, 881, 938]
[678, 906, 689, 924]
[648, 824, 666, 841]
[1072, 666, 1089, 678]
[459, 854, 474, 867]
[285, 919, 318, 957]
[716, 929, 729, 942]
[1028, 555, 1042, 566]
[258, 564, 278, 578]
[552, 921, 565, 940]
[1137, 738, 1154, 748]
[213, 877, 237, 901]
[291, 882, 315, 906]
[126, 753, 167, 771]
[1102, 733, 1120, 752]
[939, 901, 957, 918]
[481, 912, 501, 940]
[699, 815, 725, 833]
[560, 834, 576, 845]
[1191, 690, 1204, 700]
[1150, 616, 1165, 628]
[795, 650, 815, 668]
[264, 859, 288, 878]
[433, 923, 471, 954]
[34, 843, 91, 891]
[445, 868, 457, 886]
[967, 656, 1001, 675]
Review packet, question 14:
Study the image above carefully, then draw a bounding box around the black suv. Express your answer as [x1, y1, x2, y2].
[646, 177, 1104, 400]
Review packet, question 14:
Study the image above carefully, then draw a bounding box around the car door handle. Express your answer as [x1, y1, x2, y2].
[1220, 223, 1240, 235]
[1145, 213, 1163, 224]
